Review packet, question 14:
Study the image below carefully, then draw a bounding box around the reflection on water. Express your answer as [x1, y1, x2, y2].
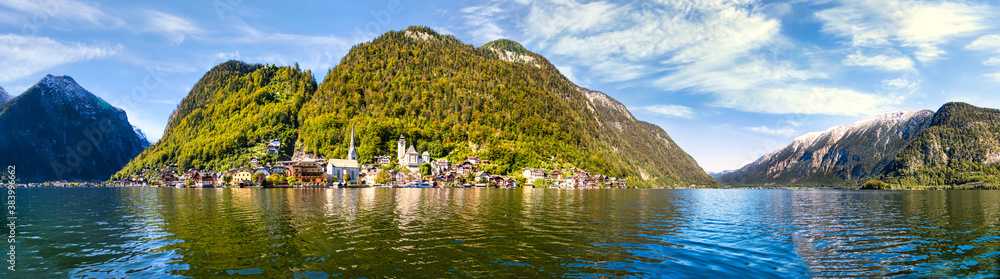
[9, 188, 1000, 278]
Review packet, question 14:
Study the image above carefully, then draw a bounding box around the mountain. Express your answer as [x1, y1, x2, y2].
[117, 26, 716, 187]
[114, 61, 317, 179]
[884, 102, 1000, 187]
[0, 75, 151, 183]
[0, 86, 10, 105]
[719, 110, 934, 187]
[297, 26, 715, 187]
[708, 170, 734, 179]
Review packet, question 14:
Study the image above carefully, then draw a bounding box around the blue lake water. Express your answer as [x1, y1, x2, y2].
[6, 188, 1000, 278]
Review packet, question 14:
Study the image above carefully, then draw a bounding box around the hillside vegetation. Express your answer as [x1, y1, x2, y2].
[884, 102, 1000, 187]
[114, 62, 317, 178]
[115, 26, 716, 187]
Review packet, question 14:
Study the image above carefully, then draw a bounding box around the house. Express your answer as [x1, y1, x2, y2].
[249, 156, 261, 168]
[373, 155, 392, 166]
[432, 159, 451, 175]
[270, 164, 289, 176]
[197, 171, 216, 187]
[291, 159, 326, 184]
[233, 168, 254, 186]
[456, 162, 476, 176]
[550, 170, 563, 181]
[466, 156, 481, 165]
[422, 151, 430, 165]
[267, 139, 281, 155]
[475, 171, 492, 183]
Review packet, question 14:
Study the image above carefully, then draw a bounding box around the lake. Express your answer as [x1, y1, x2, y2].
[7, 188, 1000, 278]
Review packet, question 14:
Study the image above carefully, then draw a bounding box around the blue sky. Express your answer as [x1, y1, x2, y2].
[2, 0, 1000, 172]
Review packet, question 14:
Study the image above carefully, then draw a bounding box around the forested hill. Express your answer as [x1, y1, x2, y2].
[884, 102, 1000, 186]
[297, 26, 715, 187]
[114, 62, 317, 178]
[115, 26, 716, 187]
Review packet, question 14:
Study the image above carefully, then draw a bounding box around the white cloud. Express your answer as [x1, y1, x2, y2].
[882, 77, 918, 90]
[0, 0, 124, 29]
[985, 57, 1000, 66]
[967, 34, 1000, 52]
[506, 0, 890, 116]
[985, 73, 1000, 81]
[0, 34, 121, 82]
[746, 126, 797, 136]
[816, 0, 990, 62]
[143, 11, 203, 45]
[713, 85, 890, 116]
[461, 5, 506, 43]
[643, 104, 695, 119]
[844, 52, 914, 72]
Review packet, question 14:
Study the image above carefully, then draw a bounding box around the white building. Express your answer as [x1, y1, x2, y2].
[328, 126, 360, 183]
[397, 135, 426, 172]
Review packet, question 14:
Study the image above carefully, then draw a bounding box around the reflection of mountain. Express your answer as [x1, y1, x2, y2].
[0, 75, 150, 183]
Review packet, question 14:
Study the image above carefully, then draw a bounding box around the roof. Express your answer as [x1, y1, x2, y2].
[406, 145, 418, 154]
[421, 151, 429, 155]
[327, 159, 360, 168]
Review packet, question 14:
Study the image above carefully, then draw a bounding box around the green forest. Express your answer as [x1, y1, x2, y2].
[114, 26, 717, 188]
[883, 102, 1000, 188]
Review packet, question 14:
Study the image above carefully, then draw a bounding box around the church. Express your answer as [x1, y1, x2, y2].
[397, 135, 430, 173]
[327, 125, 360, 184]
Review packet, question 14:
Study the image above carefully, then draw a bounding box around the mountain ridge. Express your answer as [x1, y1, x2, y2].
[117, 26, 716, 187]
[719, 110, 934, 187]
[0, 75, 150, 183]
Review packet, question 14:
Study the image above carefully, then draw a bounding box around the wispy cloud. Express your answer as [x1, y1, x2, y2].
[746, 126, 797, 136]
[844, 52, 915, 72]
[0, 34, 121, 82]
[0, 0, 124, 29]
[816, 0, 991, 62]
[460, 5, 506, 43]
[497, 0, 896, 116]
[984, 57, 1000, 66]
[642, 104, 695, 119]
[143, 10, 203, 45]
[985, 73, 1000, 82]
[967, 34, 1000, 51]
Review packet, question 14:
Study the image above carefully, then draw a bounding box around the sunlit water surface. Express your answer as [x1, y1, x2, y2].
[8, 188, 1000, 278]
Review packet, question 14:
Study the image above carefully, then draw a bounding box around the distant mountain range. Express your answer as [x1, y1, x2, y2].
[0, 86, 10, 105]
[0, 75, 150, 183]
[719, 102, 1000, 188]
[115, 26, 717, 187]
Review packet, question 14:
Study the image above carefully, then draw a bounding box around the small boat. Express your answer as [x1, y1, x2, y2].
[405, 182, 433, 188]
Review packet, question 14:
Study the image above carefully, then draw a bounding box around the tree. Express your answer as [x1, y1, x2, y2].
[253, 173, 265, 186]
[223, 174, 233, 186]
[861, 179, 890, 190]
[533, 178, 550, 188]
[343, 173, 352, 184]
[375, 171, 389, 184]
[286, 176, 297, 185]
[419, 163, 432, 176]
[185, 179, 194, 186]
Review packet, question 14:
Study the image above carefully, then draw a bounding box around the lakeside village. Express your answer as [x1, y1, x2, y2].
[95, 128, 628, 189]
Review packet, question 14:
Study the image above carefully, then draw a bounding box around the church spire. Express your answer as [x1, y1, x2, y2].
[347, 124, 357, 161]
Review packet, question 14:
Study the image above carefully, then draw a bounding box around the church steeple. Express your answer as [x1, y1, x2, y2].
[347, 125, 357, 161]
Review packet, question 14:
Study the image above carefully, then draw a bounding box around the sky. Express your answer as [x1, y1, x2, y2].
[2, 0, 1000, 173]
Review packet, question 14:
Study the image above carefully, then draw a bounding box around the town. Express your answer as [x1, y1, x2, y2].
[105, 128, 629, 189]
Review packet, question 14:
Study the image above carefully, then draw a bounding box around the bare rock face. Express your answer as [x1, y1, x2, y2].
[719, 110, 935, 187]
[0, 75, 150, 183]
